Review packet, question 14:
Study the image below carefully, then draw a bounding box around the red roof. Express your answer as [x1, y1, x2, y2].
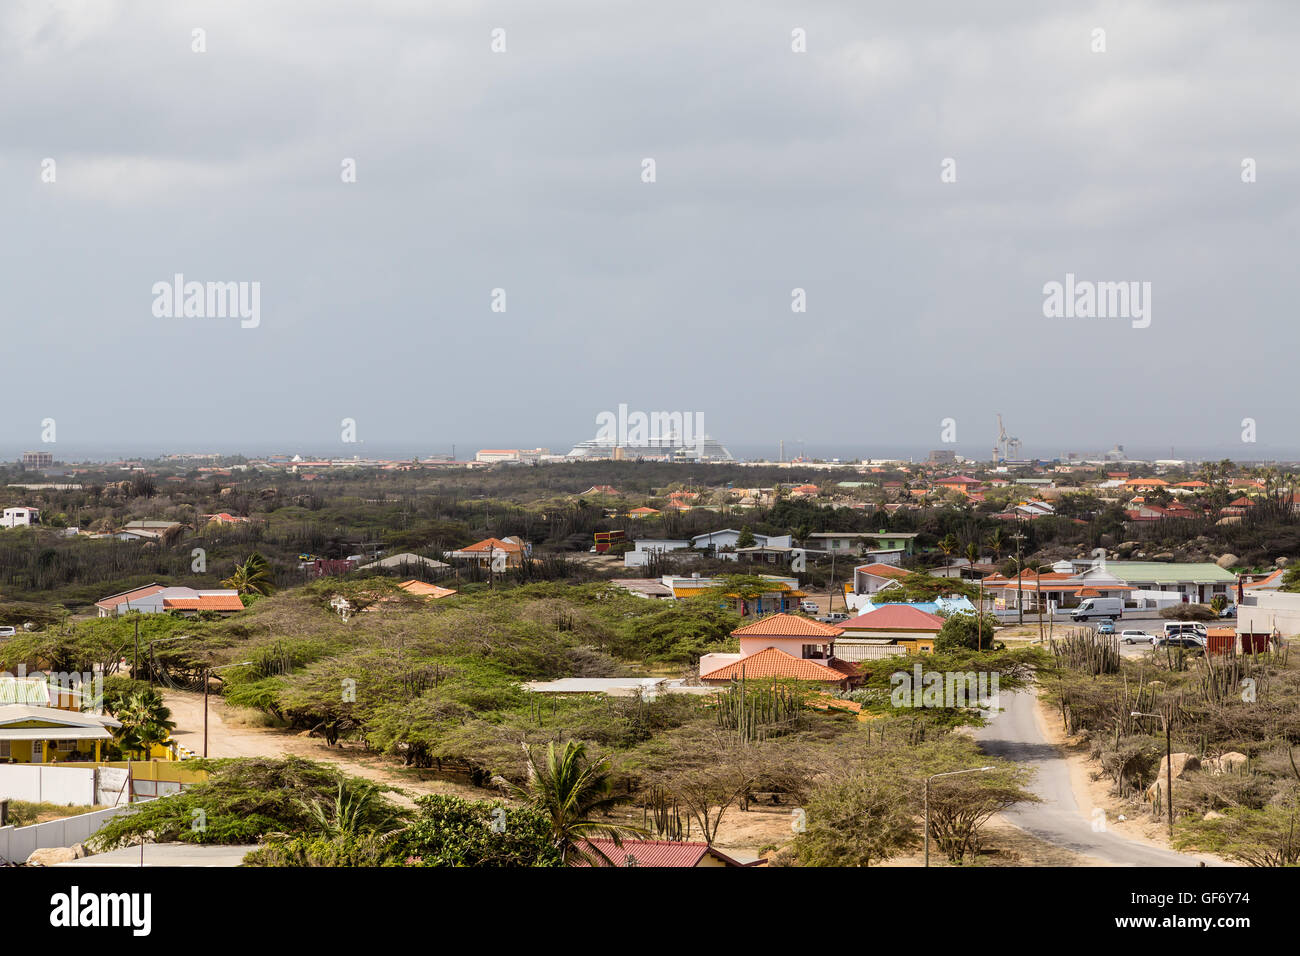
[163, 594, 245, 611]
[840, 605, 945, 631]
[572, 839, 743, 867]
[700, 647, 852, 682]
[95, 584, 165, 612]
[731, 613, 842, 638]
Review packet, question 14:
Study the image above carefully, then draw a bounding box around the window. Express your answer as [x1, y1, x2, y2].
[56, 740, 75, 752]
[0, 741, 9, 758]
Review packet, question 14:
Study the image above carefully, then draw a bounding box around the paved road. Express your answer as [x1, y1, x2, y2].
[975, 690, 1225, 866]
[57, 843, 258, 867]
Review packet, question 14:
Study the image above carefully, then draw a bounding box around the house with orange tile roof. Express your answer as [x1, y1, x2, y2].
[851, 562, 912, 596]
[627, 506, 660, 518]
[447, 536, 529, 568]
[979, 568, 1133, 612]
[698, 613, 861, 688]
[1124, 477, 1169, 489]
[96, 585, 244, 617]
[699, 646, 861, 688]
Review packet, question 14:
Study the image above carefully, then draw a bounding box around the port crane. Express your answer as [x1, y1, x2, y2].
[994, 414, 1022, 463]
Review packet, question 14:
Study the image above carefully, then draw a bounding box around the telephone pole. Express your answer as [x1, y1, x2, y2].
[1010, 527, 1027, 625]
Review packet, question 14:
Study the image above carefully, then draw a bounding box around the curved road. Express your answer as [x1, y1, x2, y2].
[975, 690, 1226, 866]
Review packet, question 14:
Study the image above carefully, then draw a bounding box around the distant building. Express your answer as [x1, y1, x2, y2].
[20, 451, 53, 470]
[1, 507, 40, 528]
[474, 448, 547, 464]
[95, 584, 244, 617]
[446, 536, 529, 568]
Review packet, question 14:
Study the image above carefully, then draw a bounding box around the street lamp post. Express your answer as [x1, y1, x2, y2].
[203, 661, 253, 757]
[1132, 711, 1174, 838]
[925, 766, 995, 866]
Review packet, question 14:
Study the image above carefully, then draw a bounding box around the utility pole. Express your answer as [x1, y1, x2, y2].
[829, 549, 837, 611]
[203, 664, 209, 757]
[1010, 527, 1026, 625]
[133, 618, 140, 680]
[1133, 711, 1174, 839]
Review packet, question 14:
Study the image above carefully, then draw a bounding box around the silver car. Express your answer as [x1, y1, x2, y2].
[1121, 629, 1156, 645]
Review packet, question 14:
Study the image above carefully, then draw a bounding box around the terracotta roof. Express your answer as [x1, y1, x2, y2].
[163, 594, 245, 611]
[731, 613, 843, 638]
[572, 839, 743, 867]
[1246, 569, 1284, 589]
[397, 580, 458, 598]
[840, 605, 945, 631]
[854, 563, 910, 579]
[700, 647, 850, 682]
[458, 537, 522, 553]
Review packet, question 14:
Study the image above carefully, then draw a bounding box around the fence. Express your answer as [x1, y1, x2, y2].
[0, 803, 140, 864]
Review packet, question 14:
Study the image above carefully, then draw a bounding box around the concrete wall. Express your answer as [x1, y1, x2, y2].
[0, 764, 95, 805]
[0, 803, 139, 863]
[1238, 591, 1300, 638]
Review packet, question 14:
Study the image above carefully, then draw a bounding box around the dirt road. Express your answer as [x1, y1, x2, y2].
[163, 690, 481, 806]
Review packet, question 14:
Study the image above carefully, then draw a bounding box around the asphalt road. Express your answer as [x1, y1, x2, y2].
[974, 689, 1225, 866]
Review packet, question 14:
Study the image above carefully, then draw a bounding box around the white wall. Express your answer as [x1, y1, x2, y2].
[1239, 591, 1300, 638]
[0, 804, 140, 864]
[0, 764, 95, 805]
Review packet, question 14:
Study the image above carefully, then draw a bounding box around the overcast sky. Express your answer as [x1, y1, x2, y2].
[2, 1, 1296, 461]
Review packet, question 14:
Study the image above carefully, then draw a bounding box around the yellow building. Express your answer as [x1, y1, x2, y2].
[0, 704, 123, 763]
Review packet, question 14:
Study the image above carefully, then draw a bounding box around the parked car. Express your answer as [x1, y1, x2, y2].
[1120, 629, 1156, 645]
[1096, 619, 1116, 634]
[0, 626, 14, 638]
[1164, 621, 1208, 639]
[819, 612, 850, 624]
[1218, 604, 1237, 618]
[799, 600, 820, 614]
[1156, 636, 1205, 653]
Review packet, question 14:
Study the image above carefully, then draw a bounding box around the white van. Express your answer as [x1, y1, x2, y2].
[1163, 621, 1207, 639]
[1071, 597, 1124, 621]
[0, 626, 15, 638]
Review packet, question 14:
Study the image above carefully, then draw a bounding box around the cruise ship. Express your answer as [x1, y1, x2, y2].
[565, 433, 735, 462]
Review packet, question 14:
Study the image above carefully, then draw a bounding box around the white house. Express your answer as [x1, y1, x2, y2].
[1, 507, 40, 528]
[690, 529, 793, 555]
[624, 539, 692, 569]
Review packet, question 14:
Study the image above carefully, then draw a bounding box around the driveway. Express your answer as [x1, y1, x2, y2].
[975, 689, 1226, 866]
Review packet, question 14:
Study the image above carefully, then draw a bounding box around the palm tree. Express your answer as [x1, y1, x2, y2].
[222, 551, 276, 596]
[301, 781, 400, 838]
[986, 528, 1006, 563]
[513, 740, 647, 865]
[113, 689, 177, 758]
